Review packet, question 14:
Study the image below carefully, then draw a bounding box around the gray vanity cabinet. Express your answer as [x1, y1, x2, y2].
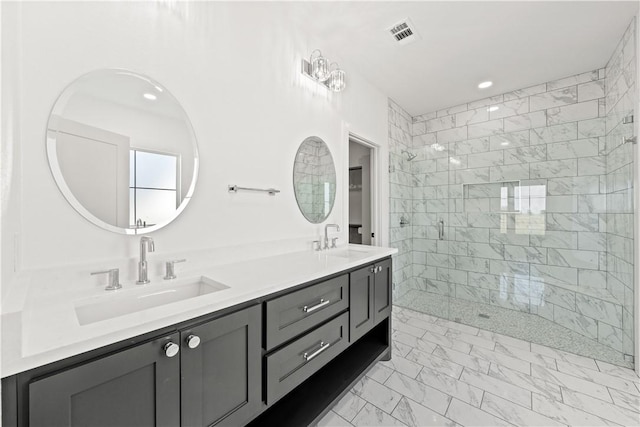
[180, 304, 262, 427]
[27, 333, 181, 427]
[349, 258, 392, 342]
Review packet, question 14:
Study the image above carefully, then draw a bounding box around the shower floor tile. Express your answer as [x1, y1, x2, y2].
[394, 289, 632, 369]
[319, 306, 640, 427]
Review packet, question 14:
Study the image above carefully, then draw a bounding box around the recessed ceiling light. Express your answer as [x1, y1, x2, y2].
[143, 93, 157, 100]
[478, 81, 493, 89]
[488, 106, 499, 112]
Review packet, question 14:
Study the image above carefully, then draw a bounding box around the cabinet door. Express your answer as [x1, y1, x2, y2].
[374, 258, 392, 324]
[181, 304, 262, 427]
[349, 265, 375, 343]
[28, 333, 180, 427]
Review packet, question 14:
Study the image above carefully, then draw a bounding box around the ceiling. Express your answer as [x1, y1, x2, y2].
[287, 1, 638, 116]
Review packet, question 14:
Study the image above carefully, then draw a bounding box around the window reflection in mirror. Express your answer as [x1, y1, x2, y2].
[129, 149, 180, 228]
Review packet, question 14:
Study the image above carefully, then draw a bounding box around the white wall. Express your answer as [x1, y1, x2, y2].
[1, 2, 389, 296]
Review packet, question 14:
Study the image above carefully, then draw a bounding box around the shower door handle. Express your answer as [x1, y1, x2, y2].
[438, 219, 445, 240]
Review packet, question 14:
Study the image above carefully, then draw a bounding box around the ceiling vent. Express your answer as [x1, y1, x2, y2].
[387, 18, 419, 45]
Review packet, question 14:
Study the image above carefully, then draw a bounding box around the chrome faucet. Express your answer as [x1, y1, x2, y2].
[324, 224, 340, 250]
[136, 236, 155, 284]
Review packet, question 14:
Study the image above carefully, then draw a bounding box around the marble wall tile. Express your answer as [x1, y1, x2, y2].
[467, 119, 504, 138]
[426, 115, 456, 133]
[530, 159, 577, 179]
[454, 168, 490, 185]
[503, 83, 547, 100]
[437, 127, 467, 144]
[453, 137, 490, 155]
[547, 213, 599, 232]
[504, 111, 547, 132]
[529, 86, 578, 111]
[436, 103, 468, 118]
[553, 305, 599, 339]
[548, 248, 599, 270]
[489, 130, 530, 150]
[504, 146, 547, 164]
[530, 264, 578, 286]
[577, 117, 606, 138]
[547, 100, 599, 125]
[578, 80, 606, 102]
[577, 156, 606, 176]
[545, 195, 578, 212]
[597, 323, 624, 352]
[490, 228, 530, 246]
[466, 150, 504, 168]
[468, 94, 504, 109]
[547, 138, 599, 160]
[455, 107, 488, 126]
[547, 70, 599, 91]
[489, 164, 529, 181]
[489, 98, 530, 120]
[504, 245, 547, 264]
[578, 269, 607, 288]
[530, 122, 578, 145]
[530, 230, 578, 249]
[575, 294, 623, 328]
[578, 232, 607, 251]
[547, 176, 600, 195]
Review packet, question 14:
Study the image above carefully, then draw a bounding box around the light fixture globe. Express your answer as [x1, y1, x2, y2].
[328, 63, 346, 92]
[310, 50, 330, 82]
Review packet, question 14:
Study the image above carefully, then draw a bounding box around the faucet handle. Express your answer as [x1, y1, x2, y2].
[164, 259, 186, 280]
[331, 237, 339, 248]
[91, 268, 122, 291]
[312, 240, 322, 251]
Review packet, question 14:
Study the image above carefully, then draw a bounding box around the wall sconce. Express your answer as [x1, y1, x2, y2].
[302, 50, 346, 92]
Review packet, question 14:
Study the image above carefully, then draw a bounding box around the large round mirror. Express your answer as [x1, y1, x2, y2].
[293, 136, 337, 223]
[46, 69, 199, 234]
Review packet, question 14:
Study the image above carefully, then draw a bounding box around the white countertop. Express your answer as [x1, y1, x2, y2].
[1, 244, 397, 377]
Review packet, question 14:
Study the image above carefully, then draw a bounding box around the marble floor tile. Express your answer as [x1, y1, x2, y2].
[434, 318, 480, 335]
[332, 391, 367, 422]
[416, 366, 484, 407]
[488, 363, 563, 401]
[366, 363, 395, 384]
[469, 346, 531, 374]
[493, 342, 557, 370]
[422, 331, 473, 353]
[351, 403, 407, 427]
[480, 393, 564, 427]
[554, 360, 639, 395]
[327, 306, 640, 427]
[458, 368, 532, 408]
[317, 410, 353, 427]
[380, 355, 423, 379]
[445, 398, 513, 427]
[530, 364, 612, 402]
[384, 371, 452, 415]
[405, 348, 465, 379]
[432, 345, 491, 374]
[477, 330, 531, 351]
[444, 329, 496, 350]
[391, 397, 457, 427]
[608, 388, 640, 413]
[351, 376, 403, 413]
[561, 388, 640, 426]
[532, 394, 619, 426]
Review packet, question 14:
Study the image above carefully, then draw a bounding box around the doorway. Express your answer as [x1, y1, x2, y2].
[348, 138, 373, 245]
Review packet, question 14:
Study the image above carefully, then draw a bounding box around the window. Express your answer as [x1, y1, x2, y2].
[129, 149, 180, 227]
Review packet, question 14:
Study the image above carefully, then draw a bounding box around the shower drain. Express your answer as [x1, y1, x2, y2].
[478, 313, 490, 319]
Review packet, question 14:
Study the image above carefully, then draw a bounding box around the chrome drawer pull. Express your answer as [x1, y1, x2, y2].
[303, 298, 330, 313]
[303, 341, 331, 362]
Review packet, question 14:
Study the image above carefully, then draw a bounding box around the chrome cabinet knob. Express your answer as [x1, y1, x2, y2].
[370, 266, 376, 273]
[186, 334, 201, 349]
[164, 342, 180, 358]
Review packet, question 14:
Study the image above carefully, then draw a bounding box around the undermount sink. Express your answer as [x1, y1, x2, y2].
[75, 276, 229, 326]
[323, 246, 372, 259]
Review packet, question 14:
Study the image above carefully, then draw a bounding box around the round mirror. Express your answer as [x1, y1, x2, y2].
[46, 69, 199, 234]
[293, 136, 337, 223]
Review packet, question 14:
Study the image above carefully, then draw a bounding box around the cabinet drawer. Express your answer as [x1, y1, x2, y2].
[265, 274, 348, 350]
[265, 312, 349, 405]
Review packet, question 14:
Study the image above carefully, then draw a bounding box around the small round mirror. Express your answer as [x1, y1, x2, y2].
[46, 69, 199, 234]
[293, 136, 337, 223]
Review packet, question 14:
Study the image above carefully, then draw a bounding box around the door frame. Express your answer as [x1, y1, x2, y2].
[343, 132, 380, 246]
